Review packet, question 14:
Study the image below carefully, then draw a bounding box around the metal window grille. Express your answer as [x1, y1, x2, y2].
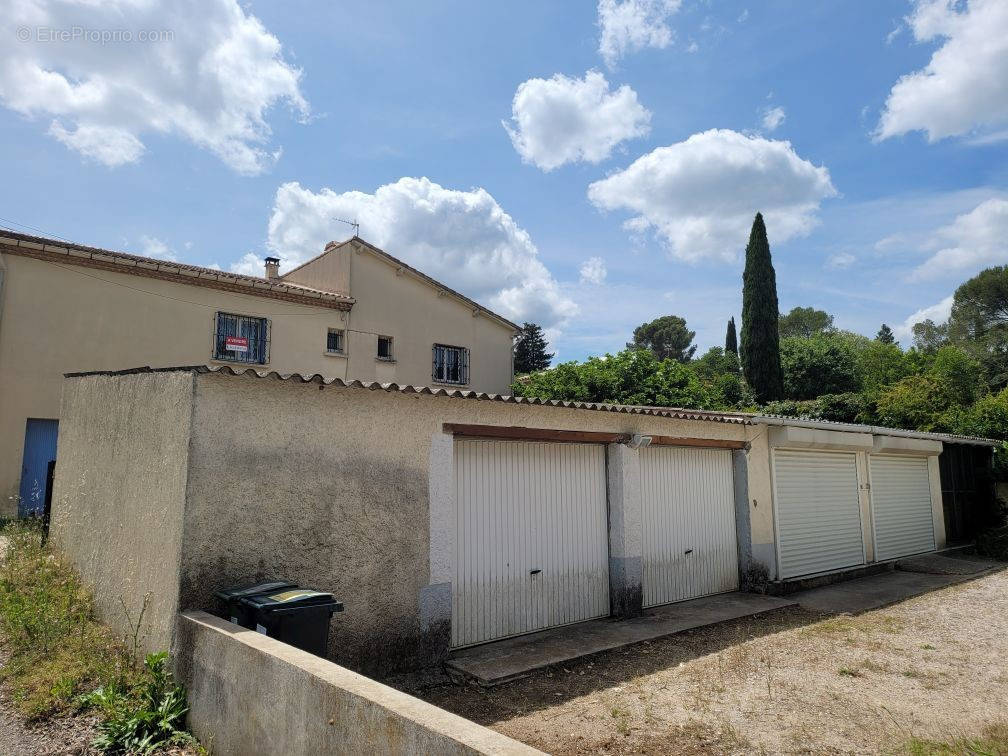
[377, 336, 393, 360]
[326, 329, 344, 354]
[432, 344, 469, 385]
[213, 312, 269, 364]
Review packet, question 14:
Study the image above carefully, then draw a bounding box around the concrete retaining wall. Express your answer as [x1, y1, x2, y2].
[175, 611, 542, 756]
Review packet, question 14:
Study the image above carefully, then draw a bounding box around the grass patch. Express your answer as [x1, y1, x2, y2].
[838, 667, 863, 678]
[0, 521, 199, 753]
[899, 721, 1008, 755]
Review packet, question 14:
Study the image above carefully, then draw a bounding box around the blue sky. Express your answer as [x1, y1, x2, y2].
[2, 0, 1008, 362]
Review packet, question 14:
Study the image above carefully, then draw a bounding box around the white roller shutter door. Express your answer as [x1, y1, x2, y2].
[773, 449, 865, 579]
[452, 439, 610, 648]
[640, 446, 739, 607]
[870, 454, 935, 561]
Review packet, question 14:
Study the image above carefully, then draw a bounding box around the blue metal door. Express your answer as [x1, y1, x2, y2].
[19, 419, 59, 517]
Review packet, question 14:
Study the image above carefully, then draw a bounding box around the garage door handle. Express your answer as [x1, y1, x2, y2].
[684, 549, 693, 555]
[530, 568, 541, 575]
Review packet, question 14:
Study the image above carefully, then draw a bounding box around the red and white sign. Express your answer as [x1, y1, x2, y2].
[225, 336, 249, 353]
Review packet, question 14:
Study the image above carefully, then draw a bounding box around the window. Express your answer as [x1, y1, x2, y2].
[432, 344, 469, 385]
[213, 312, 269, 364]
[377, 336, 394, 361]
[326, 328, 344, 354]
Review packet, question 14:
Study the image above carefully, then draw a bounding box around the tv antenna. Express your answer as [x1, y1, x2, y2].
[333, 216, 360, 237]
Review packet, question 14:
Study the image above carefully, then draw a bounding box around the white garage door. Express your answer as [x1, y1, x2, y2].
[452, 439, 610, 648]
[870, 454, 935, 561]
[640, 446, 739, 607]
[773, 449, 864, 579]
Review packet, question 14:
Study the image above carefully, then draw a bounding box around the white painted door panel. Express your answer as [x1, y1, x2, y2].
[773, 449, 864, 579]
[870, 454, 935, 561]
[640, 446, 739, 607]
[452, 440, 609, 648]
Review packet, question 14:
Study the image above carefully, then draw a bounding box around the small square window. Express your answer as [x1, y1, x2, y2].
[326, 328, 344, 354]
[377, 336, 394, 360]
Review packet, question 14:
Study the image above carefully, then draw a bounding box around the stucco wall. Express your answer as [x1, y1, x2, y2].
[0, 246, 515, 517]
[0, 252, 353, 516]
[743, 426, 776, 578]
[177, 372, 752, 674]
[286, 242, 516, 392]
[176, 611, 542, 756]
[49, 371, 194, 654]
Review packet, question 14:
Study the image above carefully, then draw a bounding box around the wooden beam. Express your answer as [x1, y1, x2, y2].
[442, 424, 746, 449]
[442, 424, 628, 444]
[649, 436, 746, 450]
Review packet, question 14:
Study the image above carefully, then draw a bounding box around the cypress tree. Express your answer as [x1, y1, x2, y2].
[875, 323, 896, 344]
[740, 213, 784, 403]
[725, 317, 738, 355]
[513, 322, 554, 373]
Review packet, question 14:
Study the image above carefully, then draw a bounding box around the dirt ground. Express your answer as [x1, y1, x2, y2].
[0, 644, 98, 756]
[410, 570, 1008, 755]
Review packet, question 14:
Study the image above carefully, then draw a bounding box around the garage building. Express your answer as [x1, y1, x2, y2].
[49, 367, 996, 673]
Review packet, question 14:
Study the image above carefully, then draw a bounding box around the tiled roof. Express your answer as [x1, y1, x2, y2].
[64, 365, 754, 424]
[748, 412, 999, 447]
[0, 230, 355, 310]
[62, 365, 1002, 446]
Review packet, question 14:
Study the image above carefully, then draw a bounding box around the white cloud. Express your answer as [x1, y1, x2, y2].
[48, 122, 145, 166]
[250, 178, 578, 329]
[579, 257, 608, 285]
[587, 129, 837, 262]
[686, 41, 699, 53]
[761, 106, 786, 132]
[597, 0, 682, 68]
[826, 252, 856, 270]
[138, 235, 177, 261]
[0, 0, 307, 173]
[895, 295, 953, 340]
[737, 9, 749, 23]
[876, 0, 1008, 143]
[503, 71, 650, 171]
[910, 198, 1008, 280]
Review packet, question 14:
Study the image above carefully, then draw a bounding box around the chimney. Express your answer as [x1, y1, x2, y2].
[264, 256, 280, 280]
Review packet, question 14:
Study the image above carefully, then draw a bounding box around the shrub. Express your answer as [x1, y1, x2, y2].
[762, 392, 869, 424]
[780, 333, 861, 400]
[0, 521, 199, 753]
[86, 652, 191, 754]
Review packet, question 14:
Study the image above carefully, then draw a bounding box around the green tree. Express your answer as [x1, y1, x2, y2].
[513, 322, 554, 373]
[956, 388, 1008, 441]
[930, 345, 985, 406]
[693, 346, 740, 379]
[875, 324, 896, 344]
[912, 319, 948, 354]
[948, 266, 1008, 390]
[740, 213, 784, 403]
[856, 340, 910, 394]
[875, 375, 955, 432]
[780, 333, 861, 400]
[513, 348, 715, 408]
[874, 346, 985, 431]
[725, 317, 738, 355]
[778, 306, 834, 339]
[629, 315, 697, 362]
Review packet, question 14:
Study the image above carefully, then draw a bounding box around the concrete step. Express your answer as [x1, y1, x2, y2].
[444, 592, 796, 687]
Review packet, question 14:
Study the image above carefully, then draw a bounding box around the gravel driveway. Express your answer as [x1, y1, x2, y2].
[415, 568, 1008, 754]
